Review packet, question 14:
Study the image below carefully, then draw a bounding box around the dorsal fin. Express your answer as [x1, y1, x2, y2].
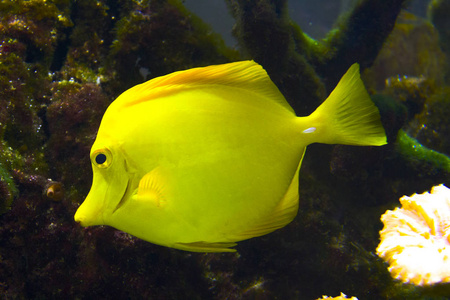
[114, 61, 295, 114]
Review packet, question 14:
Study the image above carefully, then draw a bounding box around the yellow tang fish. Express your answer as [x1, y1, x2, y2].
[74, 61, 386, 252]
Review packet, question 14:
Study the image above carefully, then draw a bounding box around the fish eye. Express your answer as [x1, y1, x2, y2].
[95, 154, 107, 164]
[91, 148, 112, 169]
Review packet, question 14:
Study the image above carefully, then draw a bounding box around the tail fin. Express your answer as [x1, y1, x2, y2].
[309, 63, 386, 146]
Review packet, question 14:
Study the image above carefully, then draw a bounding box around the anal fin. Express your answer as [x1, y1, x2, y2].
[228, 150, 304, 240]
[174, 241, 237, 253]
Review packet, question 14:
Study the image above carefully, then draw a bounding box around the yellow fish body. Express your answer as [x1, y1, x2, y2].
[74, 61, 386, 252]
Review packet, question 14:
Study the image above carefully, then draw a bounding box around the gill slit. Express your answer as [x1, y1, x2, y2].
[112, 159, 131, 214]
[112, 179, 130, 214]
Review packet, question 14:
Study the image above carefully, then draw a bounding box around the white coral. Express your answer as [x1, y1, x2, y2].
[316, 292, 358, 300]
[376, 184, 450, 285]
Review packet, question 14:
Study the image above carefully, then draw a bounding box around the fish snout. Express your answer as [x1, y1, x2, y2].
[74, 211, 89, 227]
[74, 198, 104, 227]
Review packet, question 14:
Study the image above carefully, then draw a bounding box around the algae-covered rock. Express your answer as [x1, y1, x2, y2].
[363, 11, 446, 91]
[429, 0, 450, 83]
[0, 158, 17, 214]
[396, 129, 450, 182]
[226, 0, 407, 114]
[0, 0, 71, 211]
[108, 0, 239, 94]
[0, 38, 47, 152]
[56, 0, 116, 82]
[0, 0, 245, 298]
[45, 82, 109, 197]
[410, 88, 450, 156]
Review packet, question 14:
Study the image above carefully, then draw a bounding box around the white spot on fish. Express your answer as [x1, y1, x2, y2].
[302, 127, 316, 133]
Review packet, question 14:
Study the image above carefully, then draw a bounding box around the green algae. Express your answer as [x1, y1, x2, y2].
[412, 88, 450, 155]
[0, 0, 72, 153]
[0, 157, 18, 214]
[0, 0, 72, 67]
[0, 50, 46, 151]
[396, 129, 450, 180]
[58, 0, 111, 82]
[315, 0, 406, 73]
[0, 139, 49, 214]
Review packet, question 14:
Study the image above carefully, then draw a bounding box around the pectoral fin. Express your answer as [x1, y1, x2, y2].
[137, 167, 167, 207]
